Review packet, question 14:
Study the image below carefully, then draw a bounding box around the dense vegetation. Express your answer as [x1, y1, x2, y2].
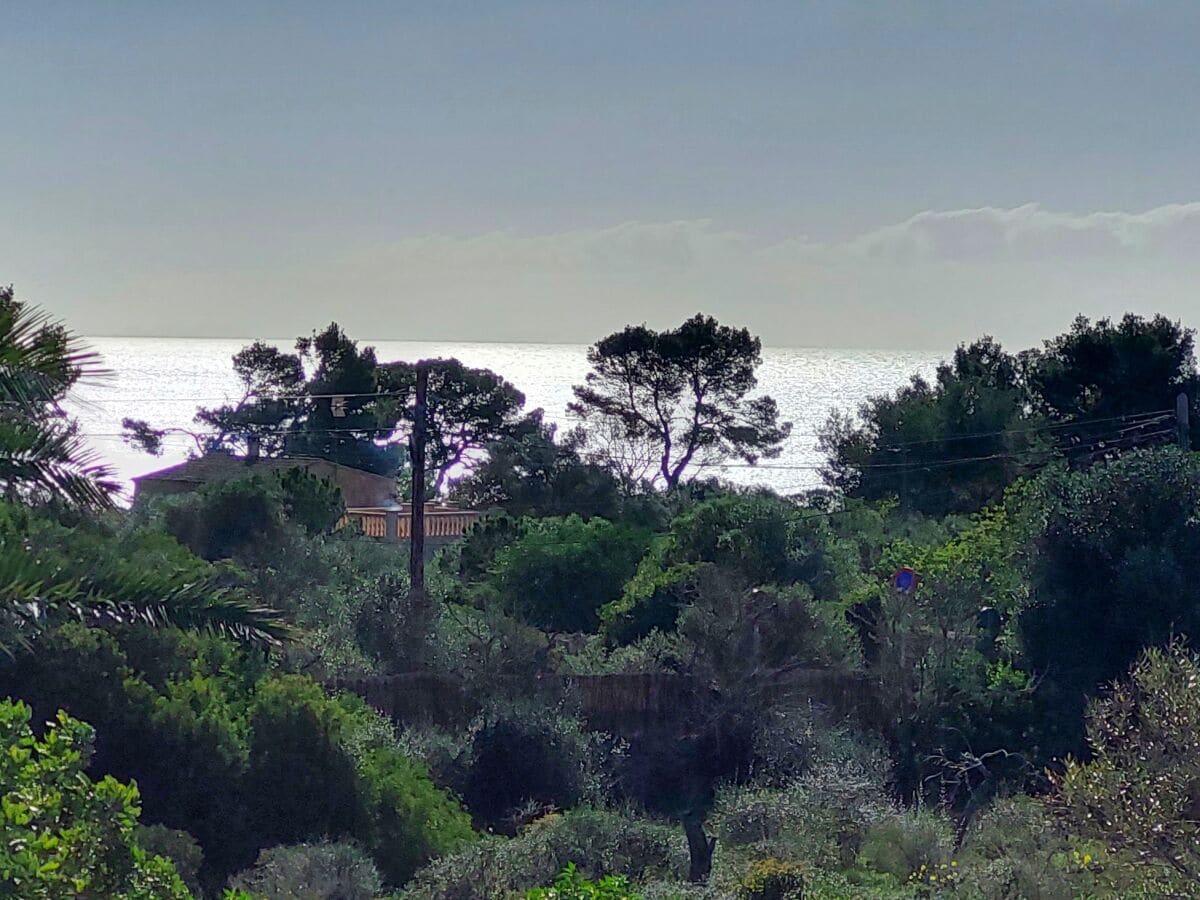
[4, 286, 1200, 898]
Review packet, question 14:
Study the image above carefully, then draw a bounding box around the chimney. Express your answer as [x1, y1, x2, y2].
[246, 434, 261, 461]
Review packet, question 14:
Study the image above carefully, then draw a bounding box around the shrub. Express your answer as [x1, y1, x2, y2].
[1019, 448, 1200, 756]
[952, 796, 1096, 900]
[163, 475, 288, 563]
[0, 699, 191, 900]
[665, 494, 855, 598]
[855, 810, 954, 881]
[1050, 642, 1200, 892]
[461, 707, 619, 833]
[245, 676, 362, 848]
[356, 742, 476, 884]
[406, 808, 685, 900]
[710, 744, 893, 871]
[136, 825, 205, 897]
[274, 468, 344, 535]
[229, 841, 383, 900]
[600, 551, 700, 646]
[736, 858, 806, 900]
[2, 625, 472, 889]
[488, 516, 652, 632]
[526, 863, 643, 899]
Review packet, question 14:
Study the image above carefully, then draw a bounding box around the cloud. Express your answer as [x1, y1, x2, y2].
[30, 202, 1200, 350]
[825, 202, 1200, 263]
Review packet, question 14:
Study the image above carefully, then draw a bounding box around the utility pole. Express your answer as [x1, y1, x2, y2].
[1178, 392, 1192, 452]
[409, 364, 428, 601]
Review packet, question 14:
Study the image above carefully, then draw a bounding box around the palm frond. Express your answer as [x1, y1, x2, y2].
[78, 574, 292, 647]
[0, 296, 108, 408]
[0, 542, 290, 653]
[0, 421, 118, 508]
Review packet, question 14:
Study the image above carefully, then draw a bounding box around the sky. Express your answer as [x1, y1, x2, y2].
[3, 1, 1199, 350]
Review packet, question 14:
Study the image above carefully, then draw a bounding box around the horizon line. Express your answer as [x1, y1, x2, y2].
[81, 332, 953, 355]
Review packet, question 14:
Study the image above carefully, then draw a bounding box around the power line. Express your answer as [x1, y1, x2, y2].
[68, 404, 1174, 447]
[79, 423, 1177, 475]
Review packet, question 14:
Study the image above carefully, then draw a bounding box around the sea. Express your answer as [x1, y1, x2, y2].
[68, 338, 945, 500]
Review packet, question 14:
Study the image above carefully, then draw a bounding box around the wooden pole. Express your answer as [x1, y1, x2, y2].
[410, 364, 428, 599]
[1178, 392, 1192, 452]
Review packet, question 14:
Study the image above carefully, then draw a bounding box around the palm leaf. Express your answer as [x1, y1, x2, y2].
[0, 541, 290, 653]
[0, 421, 118, 508]
[0, 302, 105, 405]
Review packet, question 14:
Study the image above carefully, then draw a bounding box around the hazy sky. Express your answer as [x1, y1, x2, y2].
[4, 2, 1199, 350]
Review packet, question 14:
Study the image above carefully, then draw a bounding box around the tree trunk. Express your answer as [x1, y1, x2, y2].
[683, 815, 716, 883]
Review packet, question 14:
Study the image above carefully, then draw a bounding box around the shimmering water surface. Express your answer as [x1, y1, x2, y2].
[70, 338, 944, 498]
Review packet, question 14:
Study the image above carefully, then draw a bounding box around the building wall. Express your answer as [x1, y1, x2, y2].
[301, 460, 395, 508]
[133, 456, 396, 509]
[133, 479, 203, 499]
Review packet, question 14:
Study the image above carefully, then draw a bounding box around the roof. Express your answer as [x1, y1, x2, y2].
[133, 453, 392, 486]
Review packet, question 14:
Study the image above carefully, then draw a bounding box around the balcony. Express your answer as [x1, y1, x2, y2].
[340, 504, 483, 541]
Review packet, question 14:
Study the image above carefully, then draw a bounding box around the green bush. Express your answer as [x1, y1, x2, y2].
[600, 550, 699, 646]
[135, 825, 205, 897]
[855, 810, 954, 881]
[460, 706, 619, 833]
[1019, 448, 1200, 756]
[736, 858, 806, 900]
[406, 808, 685, 900]
[229, 841, 383, 900]
[1, 625, 473, 889]
[952, 796, 1095, 900]
[488, 516, 652, 632]
[244, 676, 362, 848]
[526, 863, 642, 899]
[355, 741, 476, 885]
[155, 468, 342, 564]
[274, 467, 345, 535]
[665, 494, 855, 597]
[710, 744, 893, 871]
[0, 699, 192, 900]
[163, 475, 288, 563]
[1050, 643, 1200, 893]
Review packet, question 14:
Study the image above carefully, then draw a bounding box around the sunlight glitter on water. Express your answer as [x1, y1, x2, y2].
[68, 338, 943, 500]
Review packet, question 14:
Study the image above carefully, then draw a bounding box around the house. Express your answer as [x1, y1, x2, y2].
[133, 450, 482, 544]
[132, 451, 399, 509]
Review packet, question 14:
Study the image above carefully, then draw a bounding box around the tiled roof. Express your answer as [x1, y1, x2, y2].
[133, 453, 379, 484]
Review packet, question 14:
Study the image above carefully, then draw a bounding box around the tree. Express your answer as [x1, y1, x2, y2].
[0, 286, 117, 508]
[858, 508, 1035, 806]
[622, 572, 855, 882]
[128, 324, 401, 475]
[376, 357, 527, 494]
[1051, 643, 1200, 893]
[1018, 447, 1200, 757]
[229, 841, 383, 900]
[1023, 313, 1196, 424]
[451, 411, 624, 519]
[130, 327, 530, 489]
[486, 515, 652, 633]
[819, 337, 1044, 516]
[287, 324, 400, 474]
[570, 314, 791, 490]
[0, 699, 192, 899]
[191, 341, 307, 457]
